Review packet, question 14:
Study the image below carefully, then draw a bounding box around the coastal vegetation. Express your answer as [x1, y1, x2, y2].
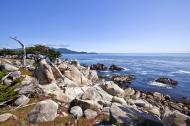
[0, 45, 61, 59]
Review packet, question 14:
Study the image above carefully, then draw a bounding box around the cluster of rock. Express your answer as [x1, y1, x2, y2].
[0, 57, 189, 126]
[111, 74, 135, 88]
[90, 63, 125, 71]
[155, 77, 178, 86]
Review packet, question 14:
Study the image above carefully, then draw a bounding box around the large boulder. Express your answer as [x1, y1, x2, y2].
[155, 77, 178, 86]
[64, 65, 89, 85]
[81, 86, 113, 102]
[162, 110, 190, 126]
[0, 63, 19, 72]
[34, 59, 55, 84]
[90, 63, 107, 71]
[109, 64, 125, 71]
[28, 99, 58, 123]
[100, 81, 124, 97]
[110, 103, 162, 126]
[70, 106, 83, 119]
[38, 83, 63, 96]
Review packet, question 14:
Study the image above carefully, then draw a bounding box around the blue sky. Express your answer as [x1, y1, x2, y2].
[0, 0, 190, 53]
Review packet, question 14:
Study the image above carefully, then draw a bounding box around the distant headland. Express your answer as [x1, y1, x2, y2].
[55, 48, 97, 54]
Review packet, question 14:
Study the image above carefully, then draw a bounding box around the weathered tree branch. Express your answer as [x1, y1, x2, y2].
[10, 37, 26, 67]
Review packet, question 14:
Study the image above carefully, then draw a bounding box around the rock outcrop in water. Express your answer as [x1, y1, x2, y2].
[90, 63, 107, 71]
[0, 57, 189, 126]
[155, 77, 178, 86]
[109, 64, 125, 71]
[111, 75, 135, 84]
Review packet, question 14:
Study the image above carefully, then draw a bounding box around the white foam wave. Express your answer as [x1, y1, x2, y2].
[176, 70, 190, 74]
[148, 81, 172, 89]
[172, 70, 190, 75]
[100, 70, 111, 73]
[122, 67, 129, 71]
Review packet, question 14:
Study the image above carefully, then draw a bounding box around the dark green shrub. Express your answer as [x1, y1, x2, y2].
[0, 83, 18, 102]
[0, 70, 7, 79]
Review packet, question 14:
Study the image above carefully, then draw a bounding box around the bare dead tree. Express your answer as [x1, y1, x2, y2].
[10, 37, 26, 67]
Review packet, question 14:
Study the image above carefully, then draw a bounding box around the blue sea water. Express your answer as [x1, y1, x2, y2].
[62, 53, 190, 100]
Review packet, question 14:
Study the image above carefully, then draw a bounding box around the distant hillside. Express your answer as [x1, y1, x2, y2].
[55, 48, 96, 54]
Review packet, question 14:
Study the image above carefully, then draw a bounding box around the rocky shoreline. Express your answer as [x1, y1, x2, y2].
[0, 57, 189, 126]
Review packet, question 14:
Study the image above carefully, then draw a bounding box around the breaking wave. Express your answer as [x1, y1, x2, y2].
[148, 81, 172, 89]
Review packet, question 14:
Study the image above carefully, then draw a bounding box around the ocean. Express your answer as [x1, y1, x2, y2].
[62, 53, 190, 100]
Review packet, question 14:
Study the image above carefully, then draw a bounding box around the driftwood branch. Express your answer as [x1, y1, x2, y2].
[10, 37, 26, 67]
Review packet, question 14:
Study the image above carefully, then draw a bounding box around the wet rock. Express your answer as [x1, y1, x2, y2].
[28, 99, 58, 123]
[0, 63, 19, 72]
[100, 81, 124, 97]
[14, 95, 30, 106]
[70, 106, 83, 119]
[109, 64, 125, 71]
[155, 77, 178, 86]
[84, 109, 97, 119]
[162, 110, 190, 126]
[111, 75, 135, 85]
[90, 63, 107, 71]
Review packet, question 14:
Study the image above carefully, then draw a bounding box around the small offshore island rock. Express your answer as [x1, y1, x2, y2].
[155, 77, 178, 86]
[109, 64, 125, 71]
[90, 63, 107, 71]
